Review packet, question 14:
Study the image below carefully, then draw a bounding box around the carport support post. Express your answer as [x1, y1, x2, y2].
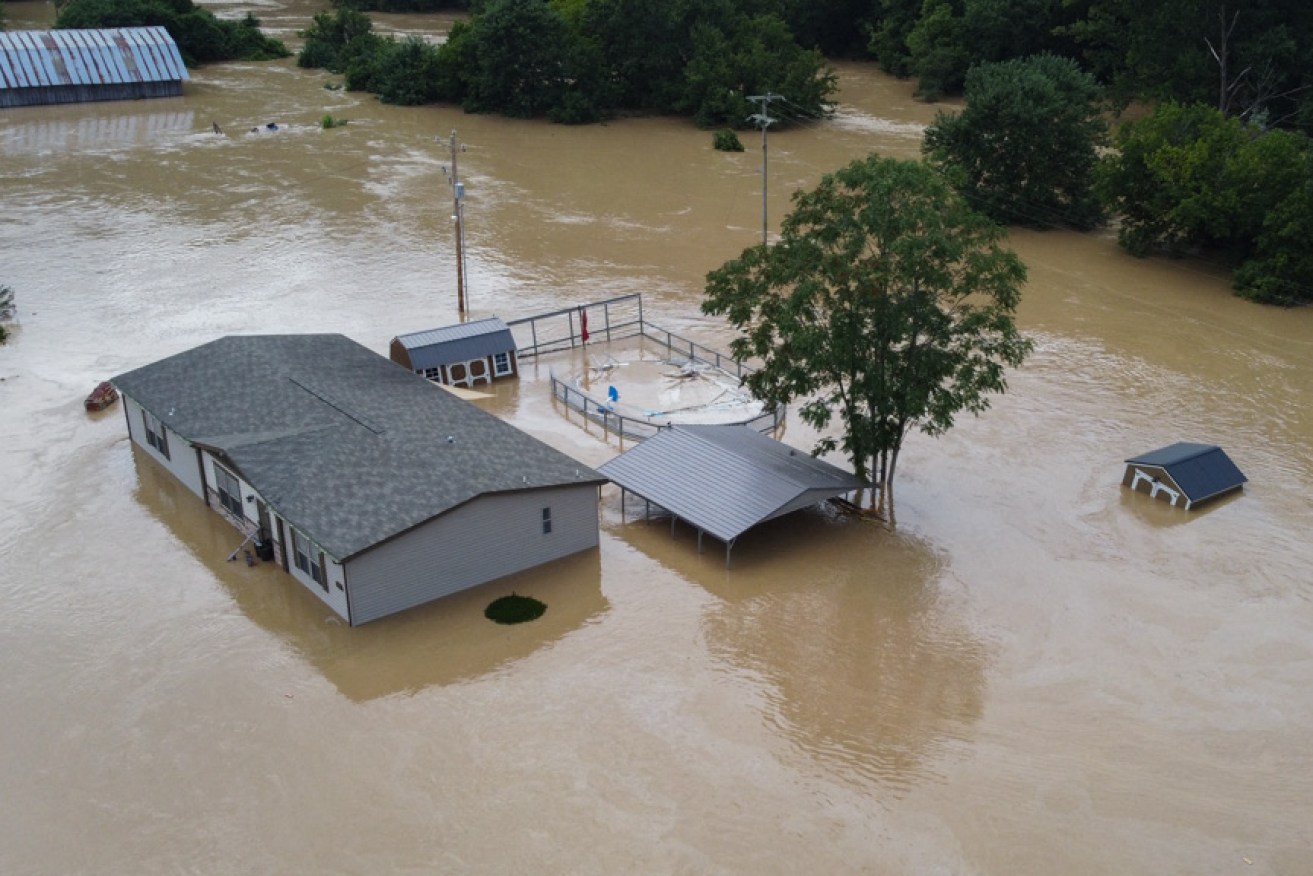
[725, 538, 736, 569]
[697, 529, 703, 554]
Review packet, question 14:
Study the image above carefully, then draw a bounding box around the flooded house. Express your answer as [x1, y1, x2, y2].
[112, 334, 605, 625]
[0, 27, 188, 108]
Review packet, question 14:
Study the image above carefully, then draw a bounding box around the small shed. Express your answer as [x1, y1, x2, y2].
[0, 27, 189, 109]
[1122, 442, 1246, 510]
[598, 424, 866, 564]
[390, 317, 518, 388]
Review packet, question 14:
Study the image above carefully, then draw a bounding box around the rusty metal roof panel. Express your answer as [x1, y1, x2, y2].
[0, 27, 188, 90]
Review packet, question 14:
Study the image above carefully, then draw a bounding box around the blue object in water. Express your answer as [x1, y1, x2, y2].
[608, 385, 619, 402]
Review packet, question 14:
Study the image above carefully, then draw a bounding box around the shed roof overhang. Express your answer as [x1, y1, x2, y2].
[598, 424, 866, 545]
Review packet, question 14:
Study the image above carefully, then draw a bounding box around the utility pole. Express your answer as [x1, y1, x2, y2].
[747, 92, 781, 247]
[442, 129, 469, 317]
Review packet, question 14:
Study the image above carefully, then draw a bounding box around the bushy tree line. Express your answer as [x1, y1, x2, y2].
[55, 0, 289, 65]
[925, 55, 1313, 305]
[787, 0, 1313, 131]
[1097, 102, 1313, 305]
[298, 0, 836, 126]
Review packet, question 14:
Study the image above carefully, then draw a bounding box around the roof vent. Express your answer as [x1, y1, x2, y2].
[446, 435, 455, 443]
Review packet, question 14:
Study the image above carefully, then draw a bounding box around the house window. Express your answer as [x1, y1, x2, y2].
[292, 528, 327, 591]
[542, 507, 552, 535]
[142, 410, 170, 460]
[214, 464, 244, 519]
[492, 351, 513, 376]
[421, 367, 442, 382]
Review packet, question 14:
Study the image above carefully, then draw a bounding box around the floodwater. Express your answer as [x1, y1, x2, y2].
[2, 2, 1311, 873]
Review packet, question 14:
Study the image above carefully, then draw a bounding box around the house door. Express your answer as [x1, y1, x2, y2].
[255, 501, 274, 561]
[275, 517, 289, 572]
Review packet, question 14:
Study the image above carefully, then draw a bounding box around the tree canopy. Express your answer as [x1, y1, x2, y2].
[703, 156, 1031, 518]
[924, 54, 1107, 230]
[298, 0, 835, 126]
[55, 0, 289, 65]
[1096, 101, 1313, 304]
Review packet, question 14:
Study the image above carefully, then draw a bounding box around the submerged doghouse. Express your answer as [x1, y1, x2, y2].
[390, 317, 518, 388]
[1122, 443, 1246, 510]
[0, 27, 189, 108]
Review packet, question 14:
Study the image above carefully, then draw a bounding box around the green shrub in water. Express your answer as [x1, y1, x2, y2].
[485, 593, 546, 625]
[713, 129, 744, 152]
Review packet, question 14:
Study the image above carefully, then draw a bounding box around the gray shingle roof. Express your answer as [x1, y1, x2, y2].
[112, 335, 603, 560]
[392, 317, 516, 371]
[1125, 442, 1246, 504]
[597, 424, 866, 542]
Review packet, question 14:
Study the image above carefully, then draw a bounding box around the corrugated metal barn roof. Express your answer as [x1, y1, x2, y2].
[598, 424, 865, 544]
[393, 317, 517, 370]
[0, 27, 188, 91]
[1124, 442, 1247, 505]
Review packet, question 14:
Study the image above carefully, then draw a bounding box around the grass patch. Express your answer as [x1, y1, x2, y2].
[485, 593, 546, 625]
[321, 114, 348, 129]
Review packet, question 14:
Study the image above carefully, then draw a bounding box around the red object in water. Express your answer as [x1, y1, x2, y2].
[84, 380, 119, 412]
[580, 306, 589, 342]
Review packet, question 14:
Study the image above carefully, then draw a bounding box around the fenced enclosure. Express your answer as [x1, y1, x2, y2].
[510, 293, 785, 443]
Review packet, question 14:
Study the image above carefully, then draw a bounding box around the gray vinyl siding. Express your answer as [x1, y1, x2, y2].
[346, 485, 599, 625]
[122, 394, 204, 499]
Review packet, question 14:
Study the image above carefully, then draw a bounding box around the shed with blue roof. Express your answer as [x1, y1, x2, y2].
[390, 316, 518, 388]
[1122, 443, 1246, 510]
[0, 27, 188, 108]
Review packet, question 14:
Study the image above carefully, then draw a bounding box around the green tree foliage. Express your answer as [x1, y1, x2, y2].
[679, 12, 835, 128]
[924, 54, 1106, 229]
[703, 156, 1031, 516]
[55, 0, 289, 65]
[299, 0, 835, 126]
[298, 7, 376, 72]
[1233, 153, 1313, 305]
[1096, 101, 1313, 304]
[1064, 0, 1313, 130]
[332, 0, 468, 11]
[878, 0, 1073, 100]
[779, 0, 875, 57]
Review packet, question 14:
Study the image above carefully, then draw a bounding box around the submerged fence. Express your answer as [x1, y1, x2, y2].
[512, 293, 785, 442]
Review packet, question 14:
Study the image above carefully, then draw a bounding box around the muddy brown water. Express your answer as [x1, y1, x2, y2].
[2, 2, 1311, 873]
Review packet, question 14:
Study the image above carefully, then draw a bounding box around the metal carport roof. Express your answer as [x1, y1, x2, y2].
[598, 424, 865, 561]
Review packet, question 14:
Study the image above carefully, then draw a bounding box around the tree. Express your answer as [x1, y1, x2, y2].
[56, 0, 288, 64]
[1095, 101, 1313, 303]
[1233, 153, 1313, 305]
[703, 156, 1031, 520]
[924, 53, 1107, 229]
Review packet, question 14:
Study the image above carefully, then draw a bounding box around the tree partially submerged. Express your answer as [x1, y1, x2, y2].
[703, 156, 1031, 520]
[924, 54, 1107, 230]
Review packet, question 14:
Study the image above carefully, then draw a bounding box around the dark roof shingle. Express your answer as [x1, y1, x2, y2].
[113, 334, 603, 559]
